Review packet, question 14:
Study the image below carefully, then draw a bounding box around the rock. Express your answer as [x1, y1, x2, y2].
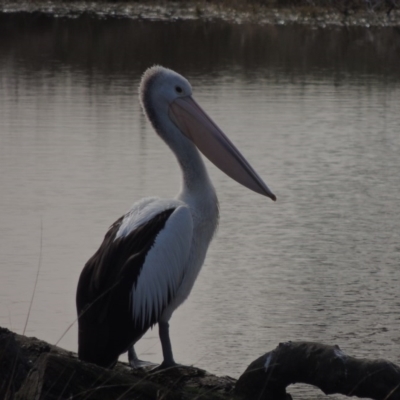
[2, 328, 399, 400]
[235, 341, 400, 400]
[0, 327, 31, 400]
[0, 327, 237, 400]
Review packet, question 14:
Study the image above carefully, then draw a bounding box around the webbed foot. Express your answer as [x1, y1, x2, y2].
[128, 346, 157, 369]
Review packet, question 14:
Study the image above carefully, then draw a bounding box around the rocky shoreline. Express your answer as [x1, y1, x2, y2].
[0, 0, 399, 27]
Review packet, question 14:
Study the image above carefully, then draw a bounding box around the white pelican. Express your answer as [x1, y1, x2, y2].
[76, 66, 276, 369]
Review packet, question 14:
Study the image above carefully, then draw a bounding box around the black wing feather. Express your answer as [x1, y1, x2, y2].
[76, 208, 175, 367]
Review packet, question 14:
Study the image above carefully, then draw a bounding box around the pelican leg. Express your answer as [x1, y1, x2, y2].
[128, 346, 156, 369]
[159, 321, 177, 368]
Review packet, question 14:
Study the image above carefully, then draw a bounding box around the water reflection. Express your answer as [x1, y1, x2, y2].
[0, 14, 399, 399]
[1, 13, 400, 79]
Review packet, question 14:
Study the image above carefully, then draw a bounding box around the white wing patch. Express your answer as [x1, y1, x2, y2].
[131, 205, 193, 329]
[115, 197, 183, 240]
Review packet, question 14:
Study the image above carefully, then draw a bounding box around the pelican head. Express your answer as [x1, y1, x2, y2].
[139, 66, 276, 201]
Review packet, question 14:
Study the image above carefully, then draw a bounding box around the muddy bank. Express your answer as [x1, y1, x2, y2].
[0, 0, 399, 27]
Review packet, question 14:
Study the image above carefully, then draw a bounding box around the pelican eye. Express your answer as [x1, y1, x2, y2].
[175, 86, 183, 94]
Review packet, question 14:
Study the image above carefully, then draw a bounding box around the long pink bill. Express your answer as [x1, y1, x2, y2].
[169, 96, 276, 201]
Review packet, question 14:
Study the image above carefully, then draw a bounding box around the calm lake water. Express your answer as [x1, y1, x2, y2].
[0, 13, 399, 398]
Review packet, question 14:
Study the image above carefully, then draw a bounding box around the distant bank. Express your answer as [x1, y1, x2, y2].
[0, 0, 399, 27]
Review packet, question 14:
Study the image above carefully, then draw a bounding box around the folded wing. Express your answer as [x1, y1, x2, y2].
[76, 200, 193, 367]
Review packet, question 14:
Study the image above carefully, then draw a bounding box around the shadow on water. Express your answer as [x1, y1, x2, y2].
[1, 13, 400, 80]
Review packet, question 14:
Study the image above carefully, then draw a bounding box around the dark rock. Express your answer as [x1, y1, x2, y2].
[2, 328, 400, 400]
[0, 327, 31, 400]
[236, 341, 400, 400]
[0, 327, 237, 400]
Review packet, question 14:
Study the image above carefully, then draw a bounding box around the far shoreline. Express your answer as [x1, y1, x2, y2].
[1, 0, 400, 28]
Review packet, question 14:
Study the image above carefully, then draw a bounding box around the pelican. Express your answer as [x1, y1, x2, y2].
[76, 66, 276, 369]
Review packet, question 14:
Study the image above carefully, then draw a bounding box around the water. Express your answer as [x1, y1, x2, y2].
[0, 14, 399, 398]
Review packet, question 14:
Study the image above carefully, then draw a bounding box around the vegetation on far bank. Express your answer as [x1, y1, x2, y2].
[1, 0, 400, 26]
[56, 0, 400, 16]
